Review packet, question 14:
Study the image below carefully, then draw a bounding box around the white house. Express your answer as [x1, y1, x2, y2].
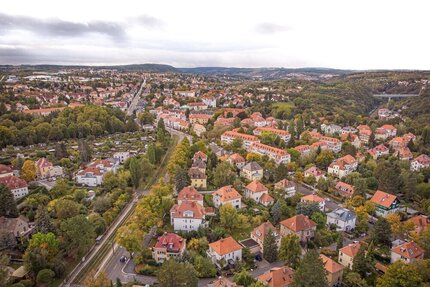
[274, 179, 296, 198]
[301, 194, 326, 212]
[390, 241, 424, 264]
[170, 201, 207, 232]
[327, 208, 357, 231]
[328, 155, 358, 178]
[213, 186, 242, 209]
[113, 152, 130, 164]
[76, 159, 119, 187]
[207, 237, 242, 268]
[0, 176, 29, 200]
[411, 154, 430, 171]
[244, 180, 269, 203]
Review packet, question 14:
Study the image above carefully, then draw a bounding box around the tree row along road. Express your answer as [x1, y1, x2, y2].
[61, 133, 180, 287]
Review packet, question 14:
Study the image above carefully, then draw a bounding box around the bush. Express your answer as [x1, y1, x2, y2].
[11, 283, 25, 287]
[18, 280, 33, 287]
[135, 264, 158, 276]
[37, 268, 55, 284]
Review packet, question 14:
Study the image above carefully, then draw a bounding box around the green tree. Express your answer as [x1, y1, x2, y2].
[0, 253, 10, 286]
[78, 139, 92, 163]
[54, 142, 68, 160]
[263, 230, 278, 263]
[115, 223, 144, 258]
[36, 268, 55, 284]
[175, 168, 190, 193]
[375, 160, 402, 194]
[60, 215, 96, 259]
[129, 157, 142, 189]
[28, 232, 59, 258]
[213, 161, 236, 187]
[233, 269, 255, 287]
[418, 227, 430, 259]
[296, 201, 320, 217]
[315, 150, 335, 170]
[147, 144, 157, 164]
[84, 271, 112, 287]
[219, 204, 240, 232]
[157, 259, 198, 287]
[292, 249, 329, 287]
[352, 245, 372, 277]
[0, 184, 19, 217]
[371, 217, 392, 246]
[193, 255, 217, 278]
[376, 261, 423, 287]
[34, 205, 56, 234]
[187, 237, 209, 256]
[279, 234, 301, 268]
[270, 200, 282, 224]
[21, 159, 36, 182]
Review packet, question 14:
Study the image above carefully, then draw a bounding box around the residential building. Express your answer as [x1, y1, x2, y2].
[35, 158, 53, 179]
[207, 237, 242, 268]
[370, 190, 400, 217]
[321, 124, 342, 135]
[301, 194, 325, 211]
[338, 242, 361, 269]
[0, 216, 31, 239]
[177, 186, 203, 206]
[294, 145, 312, 157]
[188, 102, 208, 111]
[251, 221, 281, 253]
[257, 267, 294, 287]
[152, 233, 186, 263]
[335, 182, 354, 198]
[206, 277, 238, 287]
[76, 167, 104, 187]
[213, 186, 242, 209]
[249, 142, 291, 164]
[274, 179, 296, 198]
[241, 162, 263, 181]
[320, 254, 344, 287]
[188, 168, 207, 190]
[375, 124, 397, 140]
[202, 96, 217, 108]
[221, 131, 260, 149]
[0, 176, 28, 200]
[189, 113, 211, 125]
[304, 166, 325, 181]
[280, 214, 317, 242]
[391, 241, 424, 263]
[193, 151, 208, 162]
[328, 155, 358, 178]
[389, 137, 407, 150]
[244, 180, 270, 204]
[368, 144, 389, 160]
[193, 123, 206, 136]
[253, 127, 291, 143]
[408, 215, 429, 236]
[170, 201, 207, 232]
[327, 208, 357, 231]
[395, 147, 413, 161]
[0, 164, 14, 178]
[319, 136, 342, 153]
[411, 154, 430, 171]
[226, 153, 246, 169]
[357, 125, 372, 145]
[113, 152, 130, 164]
[223, 108, 245, 118]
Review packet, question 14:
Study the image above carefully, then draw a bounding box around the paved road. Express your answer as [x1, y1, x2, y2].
[295, 183, 341, 211]
[166, 127, 193, 143]
[127, 79, 147, 116]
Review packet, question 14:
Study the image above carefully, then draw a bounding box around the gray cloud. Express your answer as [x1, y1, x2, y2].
[135, 14, 164, 29]
[0, 13, 126, 40]
[255, 23, 290, 34]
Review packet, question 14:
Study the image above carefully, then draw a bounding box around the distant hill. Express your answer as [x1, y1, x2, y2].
[178, 67, 353, 79]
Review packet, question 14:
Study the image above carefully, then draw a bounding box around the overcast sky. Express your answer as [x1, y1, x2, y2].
[0, 0, 429, 69]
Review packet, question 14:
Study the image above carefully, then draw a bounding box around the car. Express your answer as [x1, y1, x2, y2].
[120, 256, 128, 263]
[324, 197, 331, 202]
[255, 254, 263, 262]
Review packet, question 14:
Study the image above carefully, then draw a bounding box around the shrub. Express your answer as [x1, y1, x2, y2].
[36, 268, 55, 284]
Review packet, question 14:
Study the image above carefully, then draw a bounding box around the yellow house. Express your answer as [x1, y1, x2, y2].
[188, 168, 207, 190]
[320, 254, 344, 287]
[35, 158, 53, 179]
[338, 243, 361, 269]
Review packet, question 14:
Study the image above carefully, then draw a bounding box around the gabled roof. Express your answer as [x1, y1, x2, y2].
[370, 190, 398, 208]
[301, 194, 324, 203]
[258, 267, 294, 287]
[170, 201, 205, 219]
[280, 214, 317, 232]
[213, 186, 242, 202]
[340, 242, 361, 258]
[177, 186, 203, 202]
[320, 254, 344, 274]
[0, 164, 13, 176]
[242, 161, 262, 172]
[260, 193, 274, 204]
[154, 233, 185, 253]
[207, 277, 239, 287]
[327, 208, 356, 222]
[251, 221, 280, 242]
[209, 236, 242, 256]
[0, 175, 28, 189]
[246, 180, 268, 193]
[391, 241, 424, 259]
[275, 179, 294, 189]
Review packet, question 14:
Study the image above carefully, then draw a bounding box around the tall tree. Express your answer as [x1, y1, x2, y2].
[376, 261, 423, 287]
[60, 215, 96, 259]
[213, 161, 236, 187]
[115, 223, 144, 258]
[371, 217, 392, 246]
[292, 249, 329, 287]
[352, 245, 372, 277]
[219, 204, 240, 232]
[375, 161, 402, 194]
[78, 139, 92, 163]
[147, 144, 157, 164]
[54, 142, 68, 159]
[279, 234, 301, 268]
[233, 269, 255, 287]
[129, 157, 142, 190]
[263, 230, 278, 263]
[21, 159, 37, 182]
[34, 205, 56, 234]
[0, 185, 18, 217]
[84, 271, 112, 287]
[157, 259, 198, 287]
[0, 253, 10, 287]
[175, 168, 190, 193]
[270, 200, 282, 224]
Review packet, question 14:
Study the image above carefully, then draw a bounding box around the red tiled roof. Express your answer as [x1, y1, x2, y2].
[0, 175, 28, 189]
[246, 180, 268, 193]
[213, 185, 242, 202]
[370, 190, 398, 208]
[280, 214, 317, 232]
[209, 236, 242, 256]
[391, 241, 424, 259]
[178, 186, 203, 202]
[170, 201, 205, 219]
[320, 254, 344, 274]
[154, 233, 185, 253]
[258, 267, 294, 287]
[339, 242, 361, 258]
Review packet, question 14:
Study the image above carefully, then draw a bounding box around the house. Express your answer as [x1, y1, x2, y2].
[241, 162, 263, 181]
[213, 186, 242, 209]
[48, 166, 63, 178]
[300, 194, 325, 212]
[221, 131, 260, 149]
[370, 190, 400, 217]
[253, 127, 291, 143]
[257, 266, 294, 287]
[206, 277, 238, 287]
[335, 182, 355, 198]
[76, 159, 119, 187]
[357, 125, 372, 144]
[189, 113, 211, 125]
[193, 123, 207, 136]
[0, 216, 31, 239]
[321, 124, 342, 135]
[395, 147, 413, 161]
[188, 103, 209, 111]
[274, 179, 296, 198]
[226, 153, 246, 169]
[390, 241, 424, 263]
[319, 136, 342, 153]
[411, 154, 430, 171]
[260, 193, 275, 206]
[177, 186, 203, 205]
[113, 152, 130, 164]
[35, 158, 53, 179]
[375, 124, 397, 140]
[368, 144, 389, 160]
[0, 164, 14, 178]
[250, 221, 281, 253]
[328, 155, 358, 178]
[207, 237, 242, 268]
[0, 176, 29, 200]
[338, 242, 361, 269]
[294, 145, 312, 157]
[248, 142, 291, 164]
[280, 214, 317, 243]
[188, 168, 207, 190]
[244, 180, 269, 203]
[170, 201, 207, 232]
[152, 233, 186, 263]
[202, 96, 217, 108]
[389, 137, 407, 150]
[193, 151, 208, 162]
[408, 215, 429, 236]
[304, 166, 325, 181]
[327, 208, 357, 231]
[320, 254, 344, 287]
